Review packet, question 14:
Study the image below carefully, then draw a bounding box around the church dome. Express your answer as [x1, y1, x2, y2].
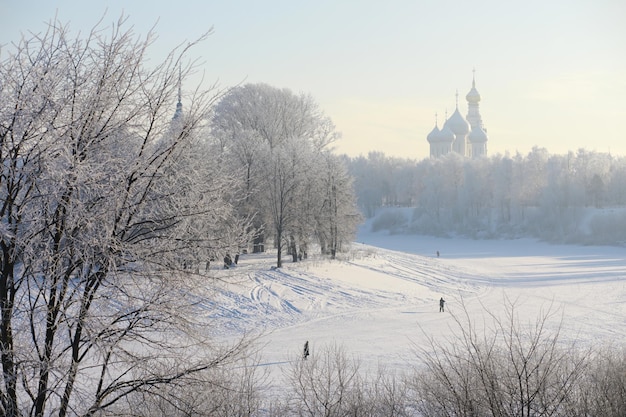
[439, 124, 455, 143]
[427, 125, 441, 143]
[466, 86, 481, 103]
[446, 108, 470, 135]
[466, 73, 481, 103]
[469, 125, 488, 143]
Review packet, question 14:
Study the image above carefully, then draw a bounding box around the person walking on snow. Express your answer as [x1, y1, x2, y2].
[303, 340, 310, 360]
[439, 297, 445, 312]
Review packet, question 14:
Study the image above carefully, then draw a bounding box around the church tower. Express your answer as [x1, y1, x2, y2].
[172, 66, 183, 124]
[465, 70, 488, 157]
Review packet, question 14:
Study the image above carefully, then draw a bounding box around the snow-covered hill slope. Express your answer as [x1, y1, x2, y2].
[199, 232, 625, 386]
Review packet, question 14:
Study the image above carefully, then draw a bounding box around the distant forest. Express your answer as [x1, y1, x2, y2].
[344, 147, 626, 246]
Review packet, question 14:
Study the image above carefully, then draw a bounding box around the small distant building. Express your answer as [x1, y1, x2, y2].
[427, 72, 488, 158]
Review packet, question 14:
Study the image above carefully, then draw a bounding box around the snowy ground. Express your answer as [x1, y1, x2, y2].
[201, 228, 626, 391]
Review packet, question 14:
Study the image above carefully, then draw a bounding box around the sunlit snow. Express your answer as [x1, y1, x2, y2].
[202, 222, 625, 390]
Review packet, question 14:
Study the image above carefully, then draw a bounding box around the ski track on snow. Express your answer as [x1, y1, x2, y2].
[200, 248, 491, 337]
[189, 240, 625, 354]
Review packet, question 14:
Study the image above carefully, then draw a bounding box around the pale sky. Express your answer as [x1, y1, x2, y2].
[3, 0, 626, 159]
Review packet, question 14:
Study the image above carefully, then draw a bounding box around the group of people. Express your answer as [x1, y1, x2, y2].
[223, 253, 240, 269]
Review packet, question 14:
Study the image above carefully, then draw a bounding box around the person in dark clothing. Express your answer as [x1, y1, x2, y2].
[436, 250, 440, 257]
[439, 297, 445, 312]
[303, 340, 310, 360]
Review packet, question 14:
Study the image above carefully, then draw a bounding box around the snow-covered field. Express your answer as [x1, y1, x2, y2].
[203, 227, 626, 388]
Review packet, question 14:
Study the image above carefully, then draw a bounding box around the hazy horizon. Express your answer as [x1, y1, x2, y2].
[4, 0, 625, 159]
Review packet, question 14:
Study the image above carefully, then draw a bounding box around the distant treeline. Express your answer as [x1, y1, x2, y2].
[345, 147, 626, 245]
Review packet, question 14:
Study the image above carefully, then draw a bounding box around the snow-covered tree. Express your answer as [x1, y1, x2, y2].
[0, 17, 252, 415]
[315, 152, 362, 258]
[211, 83, 357, 267]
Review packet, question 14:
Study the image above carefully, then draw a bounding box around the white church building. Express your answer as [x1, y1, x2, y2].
[427, 73, 488, 158]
